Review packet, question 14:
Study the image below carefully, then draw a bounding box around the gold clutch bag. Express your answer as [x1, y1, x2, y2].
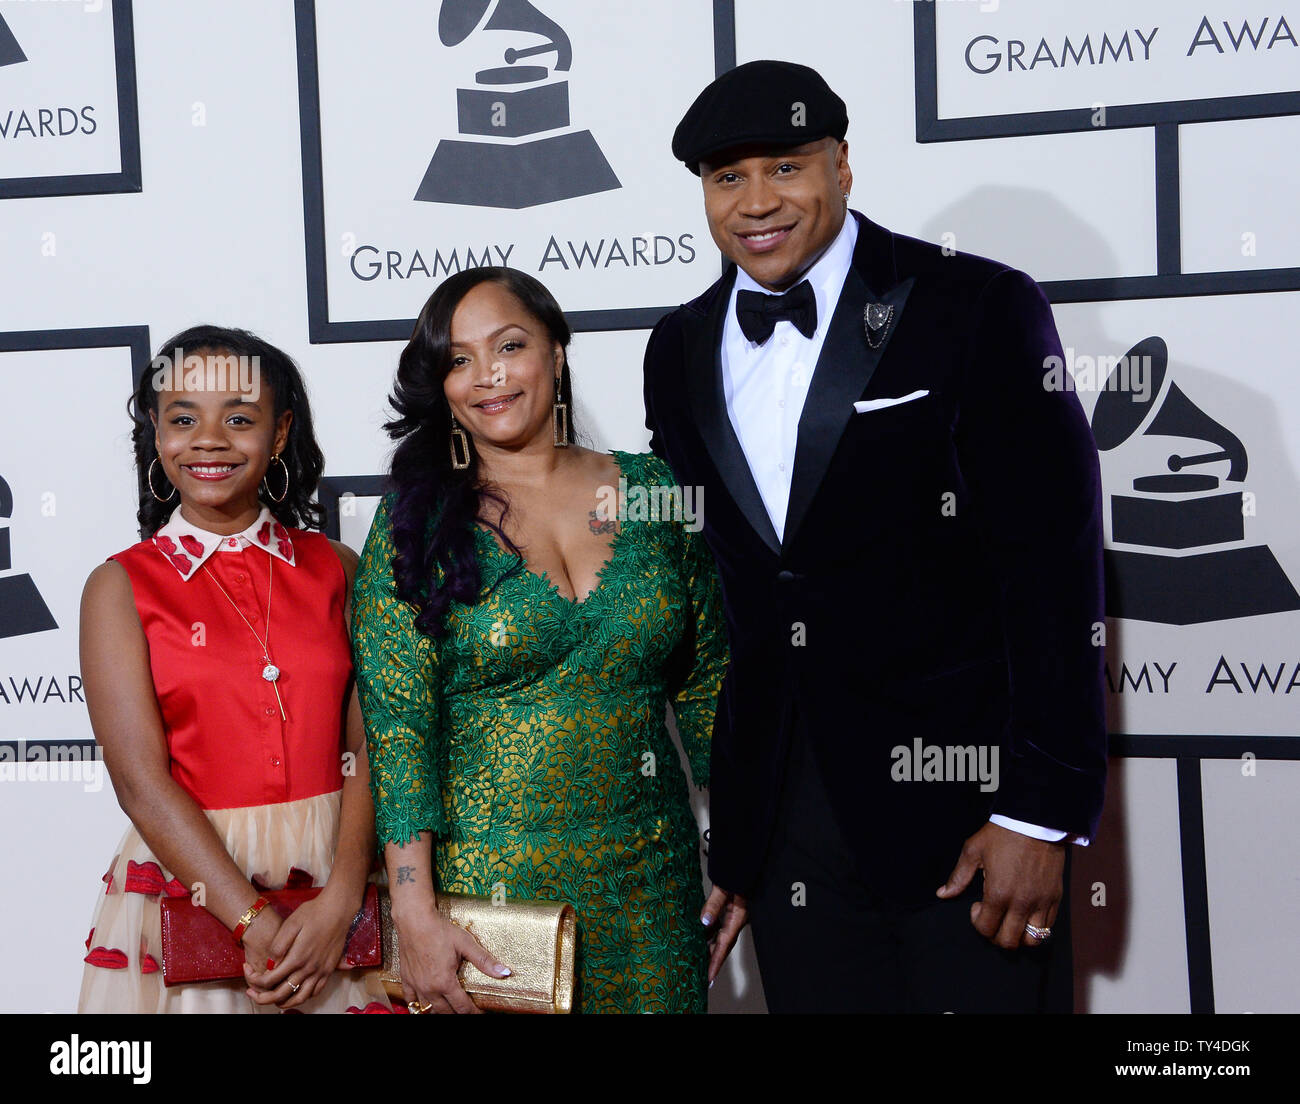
[377, 890, 576, 1014]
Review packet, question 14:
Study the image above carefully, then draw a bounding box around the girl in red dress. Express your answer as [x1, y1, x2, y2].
[78, 326, 390, 1013]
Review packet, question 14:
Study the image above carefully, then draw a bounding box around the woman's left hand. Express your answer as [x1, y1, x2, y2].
[243, 883, 359, 1010]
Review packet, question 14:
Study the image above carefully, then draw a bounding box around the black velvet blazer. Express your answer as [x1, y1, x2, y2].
[643, 211, 1107, 904]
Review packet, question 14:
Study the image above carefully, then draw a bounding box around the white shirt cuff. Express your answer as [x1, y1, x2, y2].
[989, 814, 1090, 846]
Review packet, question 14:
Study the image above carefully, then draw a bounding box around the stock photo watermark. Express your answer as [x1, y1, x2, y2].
[49, 1036, 150, 1084]
[891, 739, 1000, 792]
[594, 478, 703, 532]
[0, 740, 103, 791]
[150, 348, 262, 402]
[1043, 346, 1154, 403]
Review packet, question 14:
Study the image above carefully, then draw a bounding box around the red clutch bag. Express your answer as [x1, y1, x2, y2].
[159, 883, 381, 987]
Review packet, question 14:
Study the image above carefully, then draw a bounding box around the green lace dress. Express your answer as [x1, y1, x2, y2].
[351, 450, 727, 1013]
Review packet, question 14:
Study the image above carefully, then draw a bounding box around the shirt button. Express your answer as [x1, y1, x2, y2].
[249, 611, 260, 622]
[778, 461, 786, 472]
[777, 398, 785, 408]
[235, 573, 246, 583]
[264, 706, 275, 717]
[779, 336, 790, 347]
[270, 755, 281, 767]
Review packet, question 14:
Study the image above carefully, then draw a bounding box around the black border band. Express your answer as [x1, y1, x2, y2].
[0, 324, 150, 361]
[913, 3, 1300, 141]
[293, 0, 736, 344]
[912, 3, 1300, 301]
[1176, 758, 1216, 1013]
[0, 0, 141, 200]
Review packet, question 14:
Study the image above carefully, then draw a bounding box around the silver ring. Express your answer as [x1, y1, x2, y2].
[1024, 923, 1052, 941]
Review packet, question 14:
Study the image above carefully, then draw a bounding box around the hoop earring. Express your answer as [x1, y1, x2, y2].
[552, 376, 569, 448]
[147, 457, 177, 502]
[449, 415, 471, 470]
[261, 453, 290, 503]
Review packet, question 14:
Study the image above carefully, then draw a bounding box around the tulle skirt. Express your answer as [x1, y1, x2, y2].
[77, 790, 393, 1014]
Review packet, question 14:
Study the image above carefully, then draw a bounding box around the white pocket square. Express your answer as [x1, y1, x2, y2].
[853, 389, 929, 413]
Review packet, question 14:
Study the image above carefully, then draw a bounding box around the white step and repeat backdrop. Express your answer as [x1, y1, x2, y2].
[0, 0, 1296, 1013]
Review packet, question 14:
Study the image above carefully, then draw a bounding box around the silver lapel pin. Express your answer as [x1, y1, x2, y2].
[864, 302, 895, 350]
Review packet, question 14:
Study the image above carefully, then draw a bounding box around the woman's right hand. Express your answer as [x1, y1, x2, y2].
[395, 906, 511, 1015]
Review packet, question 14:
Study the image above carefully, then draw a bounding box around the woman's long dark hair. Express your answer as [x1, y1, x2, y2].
[386, 267, 578, 638]
[129, 325, 326, 538]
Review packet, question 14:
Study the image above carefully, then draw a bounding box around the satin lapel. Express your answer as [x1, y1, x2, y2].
[783, 269, 917, 548]
[683, 271, 783, 557]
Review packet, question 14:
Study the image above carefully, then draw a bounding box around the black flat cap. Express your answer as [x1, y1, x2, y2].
[672, 59, 848, 175]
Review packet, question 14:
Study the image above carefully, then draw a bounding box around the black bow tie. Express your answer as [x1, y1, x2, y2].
[736, 280, 817, 345]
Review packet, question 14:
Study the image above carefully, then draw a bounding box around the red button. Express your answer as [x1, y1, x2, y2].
[270, 756, 281, 767]
[264, 707, 275, 717]
[235, 573, 246, 583]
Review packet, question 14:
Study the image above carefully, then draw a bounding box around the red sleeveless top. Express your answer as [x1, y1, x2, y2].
[109, 509, 350, 811]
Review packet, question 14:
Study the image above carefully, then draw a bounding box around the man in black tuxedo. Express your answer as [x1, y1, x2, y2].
[643, 61, 1107, 1012]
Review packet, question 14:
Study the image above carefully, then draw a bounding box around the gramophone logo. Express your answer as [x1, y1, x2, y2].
[0, 14, 27, 68]
[0, 475, 57, 640]
[415, 0, 620, 209]
[1092, 336, 1300, 625]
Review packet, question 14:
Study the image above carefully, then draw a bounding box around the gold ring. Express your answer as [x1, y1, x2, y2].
[288, 980, 300, 993]
[407, 999, 433, 1014]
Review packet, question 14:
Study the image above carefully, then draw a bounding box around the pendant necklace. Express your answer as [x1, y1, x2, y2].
[201, 553, 287, 721]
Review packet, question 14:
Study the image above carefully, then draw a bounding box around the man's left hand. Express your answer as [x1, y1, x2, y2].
[936, 822, 1065, 949]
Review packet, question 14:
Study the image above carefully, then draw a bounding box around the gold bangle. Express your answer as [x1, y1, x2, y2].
[232, 894, 272, 944]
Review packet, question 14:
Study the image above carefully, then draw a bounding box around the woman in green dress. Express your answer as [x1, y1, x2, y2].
[351, 267, 733, 1013]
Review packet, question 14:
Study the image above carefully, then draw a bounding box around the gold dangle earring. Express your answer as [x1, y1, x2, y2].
[449, 413, 471, 470]
[552, 374, 569, 448]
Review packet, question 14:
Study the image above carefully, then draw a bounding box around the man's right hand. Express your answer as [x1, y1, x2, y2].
[395, 908, 511, 1014]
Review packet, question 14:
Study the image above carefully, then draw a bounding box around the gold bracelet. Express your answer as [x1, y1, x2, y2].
[232, 895, 271, 944]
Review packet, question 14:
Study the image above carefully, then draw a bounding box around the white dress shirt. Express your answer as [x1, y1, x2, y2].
[719, 212, 1083, 846]
[721, 212, 858, 543]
